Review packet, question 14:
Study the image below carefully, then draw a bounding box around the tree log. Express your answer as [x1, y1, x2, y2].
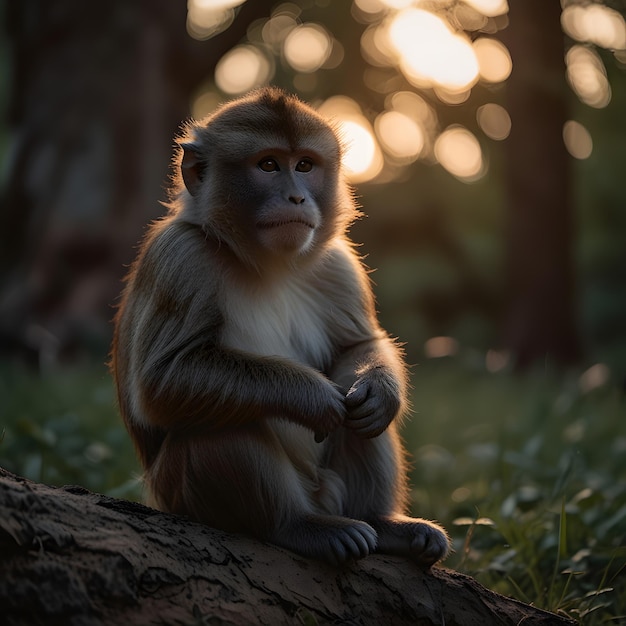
[0, 468, 575, 626]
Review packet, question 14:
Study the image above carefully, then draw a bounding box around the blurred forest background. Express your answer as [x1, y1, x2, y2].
[1, 0, 625, 622]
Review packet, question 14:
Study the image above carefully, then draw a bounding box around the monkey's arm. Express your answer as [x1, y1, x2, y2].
[324, 244, 410, 439]
[136, 337, 346, 435]
[115, 220, 345, 436]
[331, 336, 409, 438]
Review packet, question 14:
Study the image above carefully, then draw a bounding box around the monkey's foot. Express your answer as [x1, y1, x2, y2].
[273, 515, 377, 567]
[370, 516, 450, 567]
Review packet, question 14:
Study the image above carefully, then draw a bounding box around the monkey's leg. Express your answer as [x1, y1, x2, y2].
[327, 427, 450, 566]
[146, 424, 377, 566]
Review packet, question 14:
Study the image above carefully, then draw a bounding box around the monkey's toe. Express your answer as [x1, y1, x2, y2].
[277, 516, 377, 566]
[327, 522, 377, 565]
[410, 524, 450, 567]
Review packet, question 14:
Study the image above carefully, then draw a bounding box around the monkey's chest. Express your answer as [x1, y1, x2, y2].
[220, 283, 333, 369]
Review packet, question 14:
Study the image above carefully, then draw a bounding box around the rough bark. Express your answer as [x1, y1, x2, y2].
[0, 468, 575, 626]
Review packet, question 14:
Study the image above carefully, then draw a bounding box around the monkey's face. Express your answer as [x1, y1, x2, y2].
[177, 88, 355, 267]
[243, 148, 326, 256]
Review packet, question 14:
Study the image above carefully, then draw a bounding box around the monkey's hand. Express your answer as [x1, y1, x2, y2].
[298, 376, 346, 440]
[343, 366, 401, 438]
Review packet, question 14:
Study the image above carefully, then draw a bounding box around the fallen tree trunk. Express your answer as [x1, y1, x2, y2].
[0, 468, 575, 626]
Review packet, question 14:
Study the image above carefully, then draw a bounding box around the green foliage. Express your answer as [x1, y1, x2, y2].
[0, 362, 141, 500]
[405, 355, 626, 624]
[1, 357, 624, 623]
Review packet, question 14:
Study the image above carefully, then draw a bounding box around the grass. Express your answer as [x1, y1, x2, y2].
[0, 361, 142, 500]
[405, 355, 626, 624]
[0, 355, 624, 623]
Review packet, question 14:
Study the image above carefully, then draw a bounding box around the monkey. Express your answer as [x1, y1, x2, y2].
[111, 87, 450, 567]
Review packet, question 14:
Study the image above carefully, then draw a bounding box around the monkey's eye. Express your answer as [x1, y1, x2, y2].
[295, 158, 313, 173]
[258, 158, 279, 172]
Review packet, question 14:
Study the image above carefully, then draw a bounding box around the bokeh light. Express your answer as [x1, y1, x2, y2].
[379, 0, 414, 8]
[387, 9, 479, 93]
[563, 120, 593, 160]
[485, 349, 510, 373]
[361, 24, 395, 67]
[463, 0, 509, 17]
[262, 14, 297, 49]
[473, 37, 512, 83]
[578, 363, 610, 393]
[340, 120, 381, 180]
[196, 0, 245, 6]
[191, 90, 222, 119]
[434, 126, 484, 181]
[283, 24, 333, 73]
[186, 0, 246, 40]
[318, 96, 383, 183]
[561, 3, 626, 50]
[566, 45, 611, 108]
[215, 45, 273, 94]
[435, 86, 471, 105]
[387, 91, 438, 131]
[353, 0, 387, 17]
[375, 110, 424, 161]
[476, 103, 511, 141]
[424, 336, 460, 359]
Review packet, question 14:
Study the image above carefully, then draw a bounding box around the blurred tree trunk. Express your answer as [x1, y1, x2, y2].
[0, 0, 271, 366]
[501, 0, 582, 369]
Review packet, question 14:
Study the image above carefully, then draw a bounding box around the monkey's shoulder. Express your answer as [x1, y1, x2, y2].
[139, 217, 211, 266]
[314, 240, 377, 316]
[128, 218, 220, 296]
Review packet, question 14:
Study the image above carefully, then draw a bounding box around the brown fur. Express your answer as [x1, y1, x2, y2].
[111, 87, 449, 566]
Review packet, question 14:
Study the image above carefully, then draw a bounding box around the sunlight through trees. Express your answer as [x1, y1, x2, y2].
[185, 0, 623, 183]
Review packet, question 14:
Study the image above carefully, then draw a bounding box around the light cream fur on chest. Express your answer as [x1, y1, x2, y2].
[220, 272, 334, 370]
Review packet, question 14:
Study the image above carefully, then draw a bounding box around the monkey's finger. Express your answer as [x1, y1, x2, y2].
[328, 537, 350, 566]
[344, 412, 387, 438]
[344, 408, 377, 427]
[351, 422, 387, 439]
[327, 387, 350, 419]
[345, 393, 384, 420]
[328, 524, 377, 564]
[345, 381, 370, 407]
[345, 523, 378, 555]
[410, 527, 450, 567]
[336, 535, 361, 563]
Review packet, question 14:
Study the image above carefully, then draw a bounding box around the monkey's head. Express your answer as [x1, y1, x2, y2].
[173, 87, 358, 269]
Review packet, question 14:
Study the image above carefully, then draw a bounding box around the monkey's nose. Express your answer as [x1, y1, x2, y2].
[289, 195, 305, 204]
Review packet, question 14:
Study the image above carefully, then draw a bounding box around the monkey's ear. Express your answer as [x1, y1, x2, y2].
[180, 142, 206, 197]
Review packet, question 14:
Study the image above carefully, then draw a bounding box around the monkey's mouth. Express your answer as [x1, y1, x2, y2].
[256, 218, 317, 254]
[257, 219, 315, 230]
